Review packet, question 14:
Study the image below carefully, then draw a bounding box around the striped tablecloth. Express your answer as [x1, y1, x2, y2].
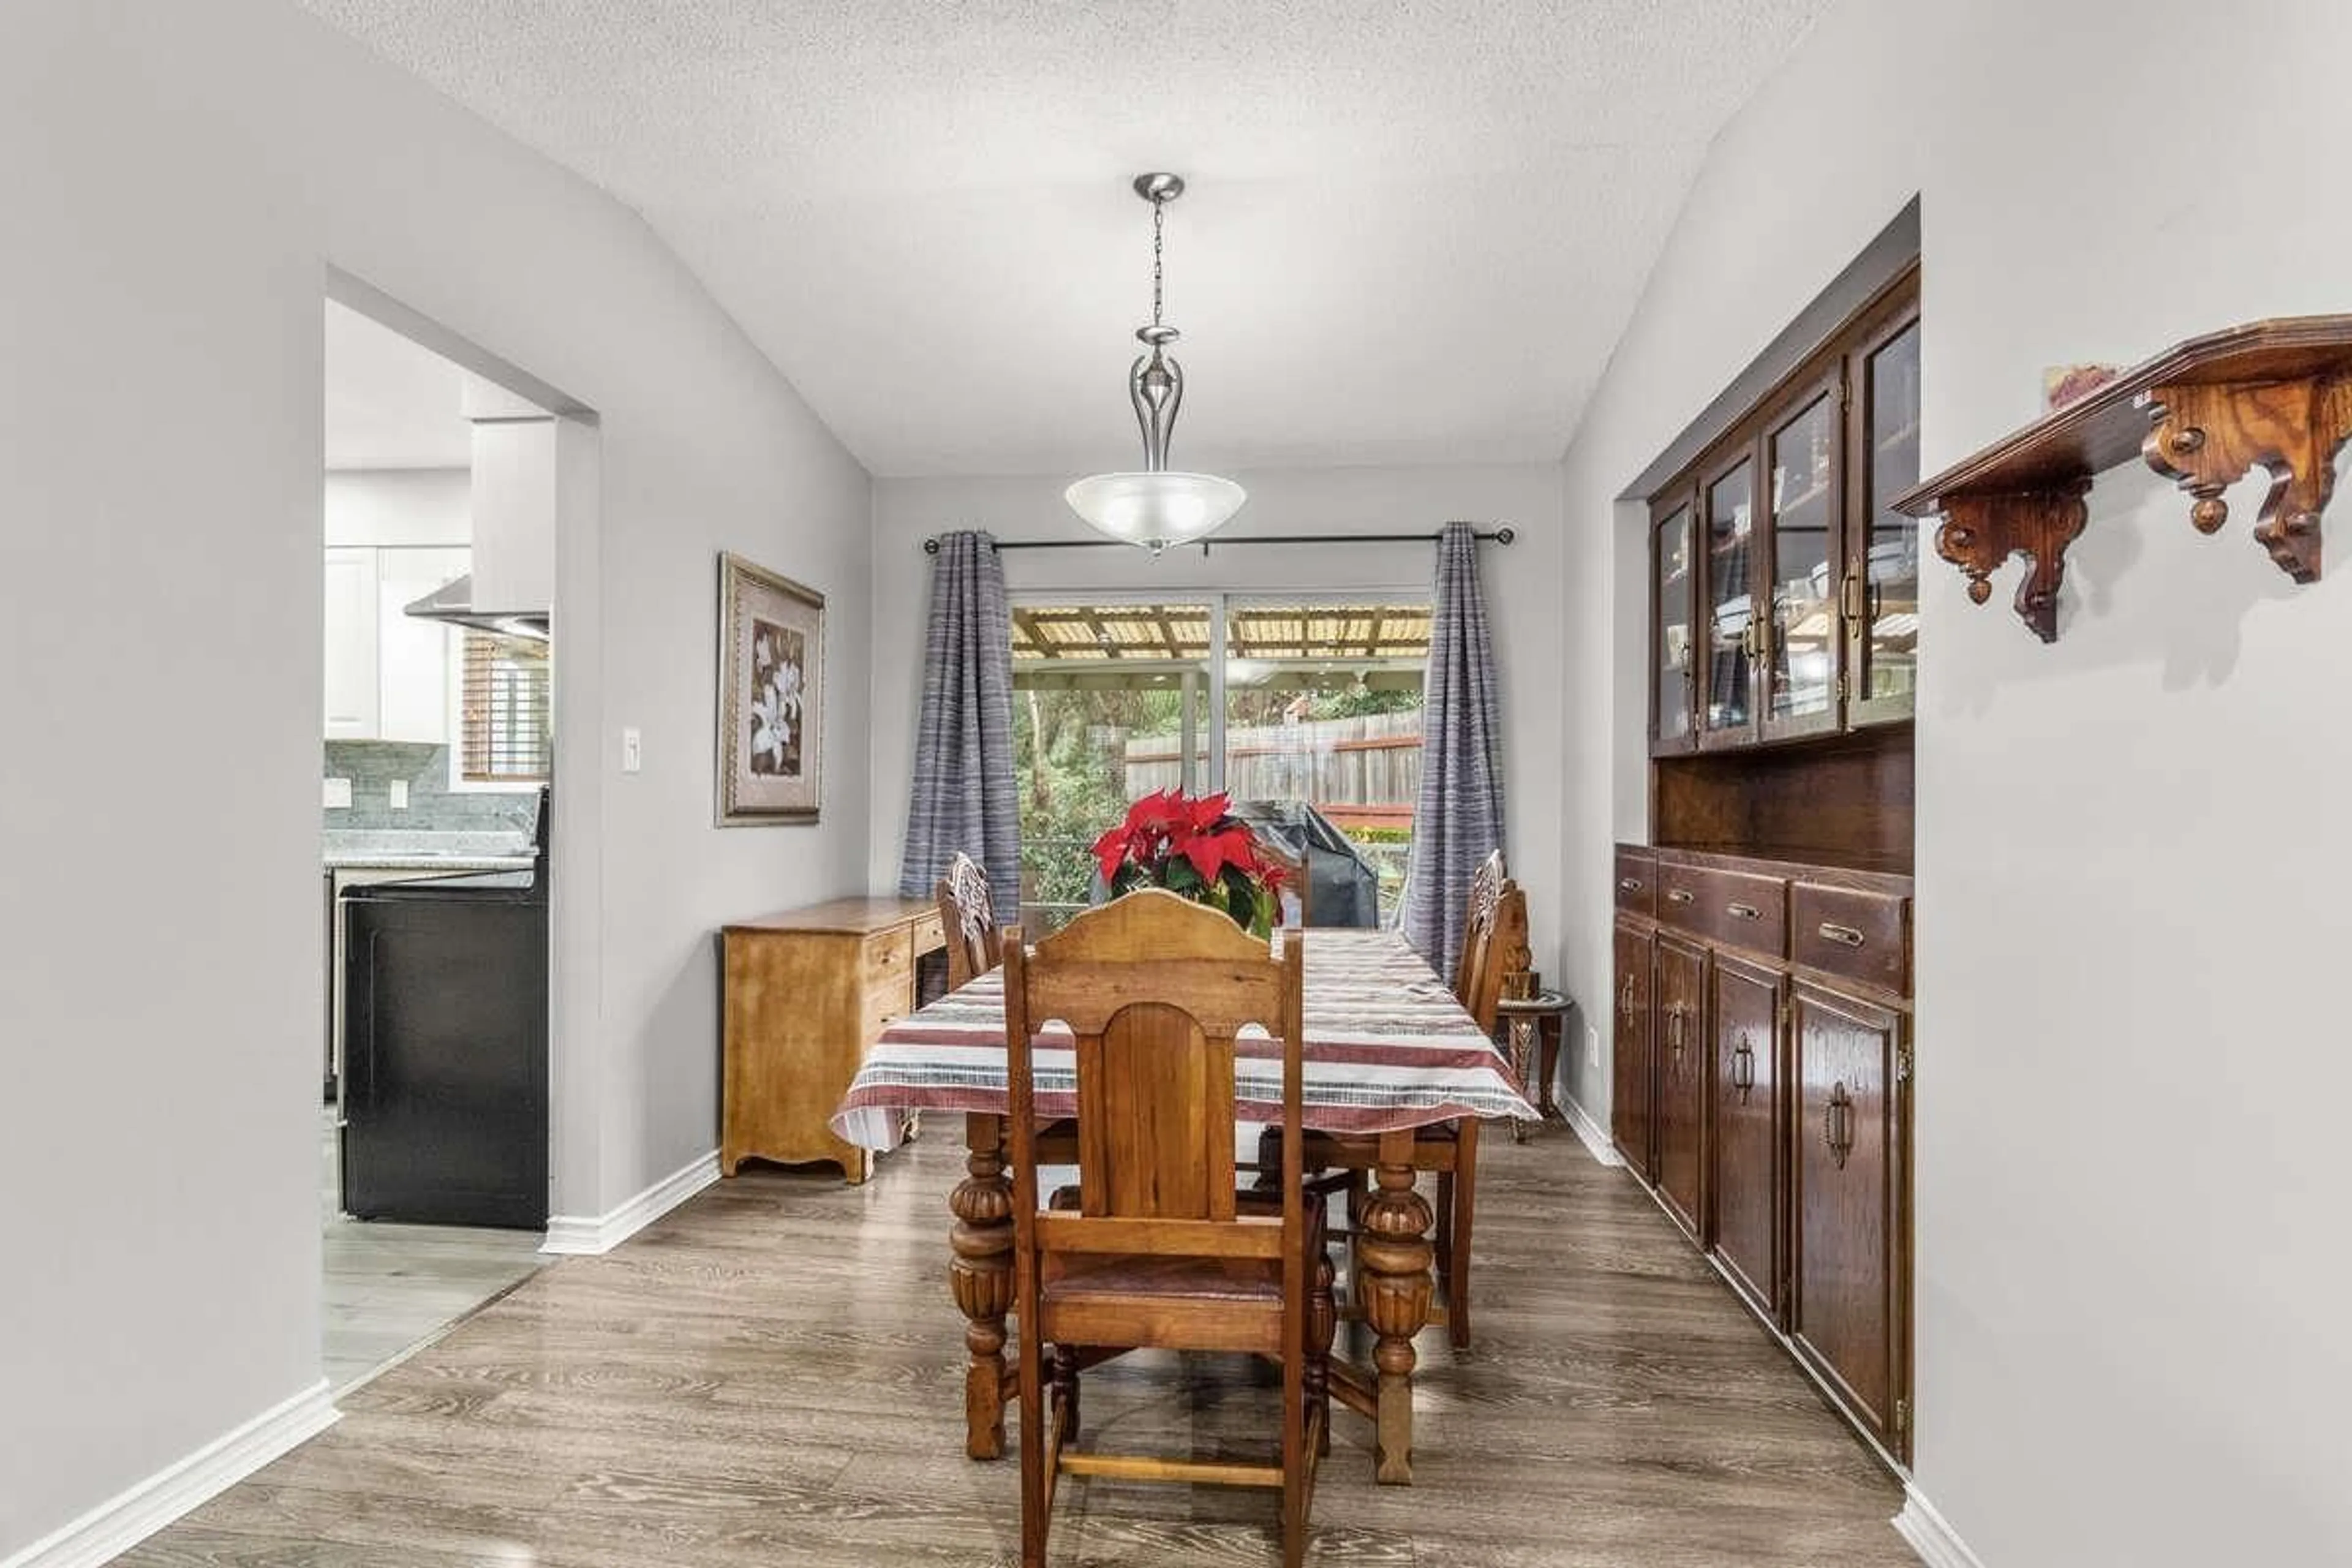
[831, 929, 1537, 1150]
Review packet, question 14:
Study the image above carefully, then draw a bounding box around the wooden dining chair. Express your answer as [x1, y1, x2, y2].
[1004, 889, 1333, 1568]
[1253, 831, 1311, 927]
[1453, 849, 1512, 1000]
[1431, 862, 1527, 1343]
[1304, 849, 1524, 1350]
[934, 850, 1003, 989]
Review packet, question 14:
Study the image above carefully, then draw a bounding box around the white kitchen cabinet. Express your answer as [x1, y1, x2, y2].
[323, 547, 380, 738]
[324, 545, 469, 743]
[375, 546, 467, 744]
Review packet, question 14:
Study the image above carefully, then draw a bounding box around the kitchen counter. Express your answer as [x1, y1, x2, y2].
[325, 853, 533, 870]
[325, 829, 532, 871]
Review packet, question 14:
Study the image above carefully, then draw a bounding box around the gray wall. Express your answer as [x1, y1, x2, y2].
[1555, 0, 2352, 1561]
[0, 1, 871, 1554]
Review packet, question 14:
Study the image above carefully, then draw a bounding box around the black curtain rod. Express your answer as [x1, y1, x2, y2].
[921, 526, 1515, 555]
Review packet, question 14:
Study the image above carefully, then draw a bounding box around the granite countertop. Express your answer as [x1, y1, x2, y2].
[324, 829, 533, 871]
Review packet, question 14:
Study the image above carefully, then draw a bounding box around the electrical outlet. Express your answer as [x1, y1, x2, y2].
[388, 780, 409, 810]
[1585, 1022, 1601, 1069]
[323, 777, 352, 809]
[620, 726, 643, 774]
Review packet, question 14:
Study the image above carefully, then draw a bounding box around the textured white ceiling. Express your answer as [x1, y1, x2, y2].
[301, 1, 1830, 477]
[324, 298, 470, 469]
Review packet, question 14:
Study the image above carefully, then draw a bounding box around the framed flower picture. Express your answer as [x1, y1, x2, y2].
[717, 552, 824, 824]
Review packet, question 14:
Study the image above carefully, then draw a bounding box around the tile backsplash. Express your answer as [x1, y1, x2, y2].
[323, 741, 538, 832]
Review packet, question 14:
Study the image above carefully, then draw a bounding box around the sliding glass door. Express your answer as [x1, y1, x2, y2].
[1009, 594, 1428, 932]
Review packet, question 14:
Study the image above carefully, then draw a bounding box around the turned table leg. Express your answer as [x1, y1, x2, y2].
[1355, 1127, 1433, 1484]
[949, 1112, 1015, 1460]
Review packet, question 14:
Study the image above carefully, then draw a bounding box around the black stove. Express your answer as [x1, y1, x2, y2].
[339, 787, 549, 1228]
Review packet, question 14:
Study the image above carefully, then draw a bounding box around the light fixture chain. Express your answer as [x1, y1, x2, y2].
[1151, 198, 1164, 329]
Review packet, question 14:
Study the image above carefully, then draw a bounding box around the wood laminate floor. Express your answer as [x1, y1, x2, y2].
[132, 1121, 1910, 1567]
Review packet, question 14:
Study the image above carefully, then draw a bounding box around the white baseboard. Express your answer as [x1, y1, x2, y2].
[540, 1148, 720, 1256]
[1559, 1095, 1625, 1167]
[1, 1380, 336, 1568]
[1894, 1484, 1988, 1568]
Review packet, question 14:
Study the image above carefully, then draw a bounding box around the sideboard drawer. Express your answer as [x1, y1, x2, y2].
[862, 929, 912, 987]
[1615, 846, 1658, 920]
[1791, 882, 1909, 994]
[913, 908, 947, 954]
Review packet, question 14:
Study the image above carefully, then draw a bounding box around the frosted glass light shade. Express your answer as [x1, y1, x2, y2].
[1064, 471, 1247, 550]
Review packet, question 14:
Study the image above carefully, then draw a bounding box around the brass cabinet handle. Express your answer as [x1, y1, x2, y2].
[1666, 1005, 1685, 1054]
[1665, 888, 1695, 905]
[1618, 877, 1643, 893]
[1618, 976, 1635, 1019]
[1730, 1032, 1756, 1104]
[1727, 902, 1762, 922]
[1819, 921, 1866, 948]
[1825, 1082, 1854, 1170]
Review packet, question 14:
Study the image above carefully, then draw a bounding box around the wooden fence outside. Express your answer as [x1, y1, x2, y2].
[1120, 709, 1421, 829]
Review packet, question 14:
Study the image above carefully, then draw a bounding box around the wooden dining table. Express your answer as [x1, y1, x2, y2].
[831, 927, 1537, 1485]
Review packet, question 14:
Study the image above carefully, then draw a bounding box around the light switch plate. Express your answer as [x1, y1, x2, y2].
[621, 726, 643, 774]
[323, 777, 352, 809]
[1585, 1022, 1601, 1069]
[388, 780, 409, 810]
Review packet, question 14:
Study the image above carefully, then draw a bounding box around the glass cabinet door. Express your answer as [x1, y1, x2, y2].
[1702, 459, 1756, 745]
[1653, 500, 1695, 751]
[1764, 385, 1841, 737]
[1851, 318, 1920, 722]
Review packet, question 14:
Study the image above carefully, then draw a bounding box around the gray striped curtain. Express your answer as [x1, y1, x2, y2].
[896, 532, 1020, 921]
[1401, 522, 1505, 980]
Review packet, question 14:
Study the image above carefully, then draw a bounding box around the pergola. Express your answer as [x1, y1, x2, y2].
[1009, 603, 1433, 668]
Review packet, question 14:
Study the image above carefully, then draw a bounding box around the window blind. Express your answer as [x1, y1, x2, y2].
[460, 631, 552, 782]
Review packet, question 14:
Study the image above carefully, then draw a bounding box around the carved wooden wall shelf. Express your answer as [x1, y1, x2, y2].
[1894, 316, 2352, 642]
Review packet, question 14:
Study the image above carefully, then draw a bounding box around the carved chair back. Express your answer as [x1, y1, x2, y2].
[935, 851, 1003, 990]
[1451, 849, 1506, 989]
[1454, 853, 1525, 1035]
[1005, 889, 1305, 1237]
[1253, 831, 1310, 928]
[1456, 884, 1527, 1038]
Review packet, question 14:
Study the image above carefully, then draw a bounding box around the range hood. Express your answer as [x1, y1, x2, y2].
[405, 398, 557, 642]
[402, 572, 549, 642]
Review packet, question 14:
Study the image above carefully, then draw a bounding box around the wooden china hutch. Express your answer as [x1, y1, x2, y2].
[1616, 265, 1920, 1468]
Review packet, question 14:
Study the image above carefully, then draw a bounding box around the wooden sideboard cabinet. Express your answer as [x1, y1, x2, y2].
[722, 897, 948, 1185]
[1611, 843, 1913, 1466]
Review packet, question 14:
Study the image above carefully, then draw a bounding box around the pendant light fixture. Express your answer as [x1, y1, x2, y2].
[1065, 173, 1246, 553]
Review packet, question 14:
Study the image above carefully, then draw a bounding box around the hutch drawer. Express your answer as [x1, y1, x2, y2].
[1614, 847, 1659, 919]
[1791, 881, 1910, 995]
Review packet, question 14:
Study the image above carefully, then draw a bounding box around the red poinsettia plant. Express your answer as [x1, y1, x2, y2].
[1090, 789, 1289, 938]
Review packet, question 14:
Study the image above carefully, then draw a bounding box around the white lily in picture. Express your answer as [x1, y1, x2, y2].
[750, 675, 793, 770]
[773, 657, 802, 723]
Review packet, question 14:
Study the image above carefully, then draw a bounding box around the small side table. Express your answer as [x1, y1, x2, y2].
[1494, 989, 1570, 1143]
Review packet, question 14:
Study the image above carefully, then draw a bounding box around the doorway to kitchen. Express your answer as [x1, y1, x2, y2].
[318, 292, 568, 1392]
